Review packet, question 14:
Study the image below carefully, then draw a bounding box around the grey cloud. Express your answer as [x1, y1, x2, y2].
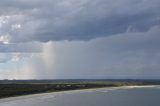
[0, 0, 159, 43]
[0, 54, 12, 63]
[0, 43, 42, 53]
[0, 0, 160, 79]
[91, 26, 160, 52]
[0, 25, 159, 79]
[0, 53, 31, 63]
[28, 26, 160, 79]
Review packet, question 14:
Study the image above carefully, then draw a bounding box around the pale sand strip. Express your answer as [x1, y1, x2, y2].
[0, 85, 157, 104]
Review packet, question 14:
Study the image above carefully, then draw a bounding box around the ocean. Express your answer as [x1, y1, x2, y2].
[0, 86, 160, 106]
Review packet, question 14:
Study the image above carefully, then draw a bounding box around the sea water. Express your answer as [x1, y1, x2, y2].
[0, 86, 160, 106]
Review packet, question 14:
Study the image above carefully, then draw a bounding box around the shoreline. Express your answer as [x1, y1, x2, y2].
[0, 85, 157, 104]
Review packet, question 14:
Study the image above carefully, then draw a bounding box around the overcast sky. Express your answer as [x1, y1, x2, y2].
[0, 0, 160, 79]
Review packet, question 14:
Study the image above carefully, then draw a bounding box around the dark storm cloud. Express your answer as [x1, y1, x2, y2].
[0, 0, 160, 79]
[0, 0, 159, 42]
[39, 26, 160, 79]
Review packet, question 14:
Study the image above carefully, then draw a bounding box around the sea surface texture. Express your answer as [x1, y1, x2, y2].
[0, 86, 160, 106]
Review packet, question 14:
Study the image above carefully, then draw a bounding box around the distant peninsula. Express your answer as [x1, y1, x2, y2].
[0, 79, 160, 99]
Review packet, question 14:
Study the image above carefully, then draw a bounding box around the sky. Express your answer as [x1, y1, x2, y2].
[0, 0, 160, 79]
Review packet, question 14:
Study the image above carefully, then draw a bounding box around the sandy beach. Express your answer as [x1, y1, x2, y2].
[0, 85, 156, 104]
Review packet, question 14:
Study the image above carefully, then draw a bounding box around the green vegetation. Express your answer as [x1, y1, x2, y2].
[0, 79, 160, 99]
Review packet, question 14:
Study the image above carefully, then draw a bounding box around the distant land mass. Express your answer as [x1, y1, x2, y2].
[0, 79, 160, 99]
